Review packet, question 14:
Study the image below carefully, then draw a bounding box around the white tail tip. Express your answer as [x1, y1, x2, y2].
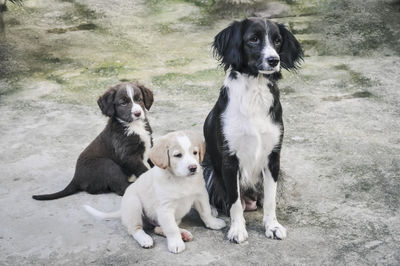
[83, 204, 121, 220]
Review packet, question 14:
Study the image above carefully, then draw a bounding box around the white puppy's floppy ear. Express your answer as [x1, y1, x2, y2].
[149, 136, 169, 169]
[184, 131, 206, 163]
[197, 141, 205, 163]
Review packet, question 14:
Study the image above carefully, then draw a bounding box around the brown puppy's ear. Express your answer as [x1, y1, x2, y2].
[136, 82, 154, 110]
[149, 136, 169, 169]
[98, 87, 117, 117]
[185, 131, 206, 163]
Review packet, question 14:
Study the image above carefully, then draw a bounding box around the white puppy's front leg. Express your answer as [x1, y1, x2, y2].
[157, 208, 185, 254]
[194, 188, 226, 230]
[263, 169, 286, 240]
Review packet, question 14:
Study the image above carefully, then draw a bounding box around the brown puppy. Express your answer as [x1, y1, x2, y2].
[33, 82, 154, 200]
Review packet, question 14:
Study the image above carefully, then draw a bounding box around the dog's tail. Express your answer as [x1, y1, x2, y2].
[32, 180, 79, 201]
[83, 205, 121, 219]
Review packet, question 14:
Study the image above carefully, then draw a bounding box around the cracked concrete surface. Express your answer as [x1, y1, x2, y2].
[0, 0, 399, 265]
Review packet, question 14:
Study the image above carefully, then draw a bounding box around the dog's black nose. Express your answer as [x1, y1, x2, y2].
[188, 165, 197, 173]
[133, 111, 141, 117]
[267, 57, 279, 67]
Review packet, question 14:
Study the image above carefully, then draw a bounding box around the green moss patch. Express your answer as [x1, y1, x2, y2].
[47, 23, 97, 34]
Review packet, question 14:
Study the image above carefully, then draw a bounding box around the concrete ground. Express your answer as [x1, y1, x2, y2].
[1, 0, 399, 265]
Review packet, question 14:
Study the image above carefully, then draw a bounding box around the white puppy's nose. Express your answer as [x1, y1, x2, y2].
[188, 164, 197, 173]
[133, 110, 141, 117]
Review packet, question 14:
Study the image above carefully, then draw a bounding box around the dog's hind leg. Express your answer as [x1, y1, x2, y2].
[92, 158, 130, 196]
[154, 227, 193, 242]
[121, 193, 153, 248]
[109, 175, 130, 196]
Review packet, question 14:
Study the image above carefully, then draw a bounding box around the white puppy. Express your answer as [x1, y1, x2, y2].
[84, 130, 226, 253]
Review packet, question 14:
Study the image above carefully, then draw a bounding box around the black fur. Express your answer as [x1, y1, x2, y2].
[32, 82, 154, 200]
[212, 18, 303, 77]
[277, 24, 304, 70]
[1, 0, 23, 12]
[203, 18, 303, 214]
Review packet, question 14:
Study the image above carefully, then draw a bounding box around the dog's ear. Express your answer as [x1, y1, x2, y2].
[97, 87, 117, 117]
[212, 20, 243, 71]
[149, 136, 169, 169]
[136, 82, 154, 110]
[277, 23, 304, 70]
[185, 131, 206, 163]
[199, 141, 206, 163]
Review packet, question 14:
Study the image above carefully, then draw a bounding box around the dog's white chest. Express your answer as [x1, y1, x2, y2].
[126, 120, 151, 166]
[153, 172, 204, 221]
[222, 73, 281, 187]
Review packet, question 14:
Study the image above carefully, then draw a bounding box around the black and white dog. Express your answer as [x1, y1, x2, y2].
[203, 17, 303, 243]
[33, 82, 154, 200]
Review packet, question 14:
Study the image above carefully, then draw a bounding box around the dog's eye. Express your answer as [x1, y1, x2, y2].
[174, 153, 182, 158]
[137, 98, 142, 102]
[249, 36, 259, 43]
[274, 39, 281, 46]
[120, 101, 128, 106]
[193, 151, 198, 155]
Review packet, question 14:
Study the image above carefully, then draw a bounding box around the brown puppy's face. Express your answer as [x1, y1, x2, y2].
[98, 82, 154, 122]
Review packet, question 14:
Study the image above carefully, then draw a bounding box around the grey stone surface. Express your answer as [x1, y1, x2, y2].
[1, 0, 399, 265]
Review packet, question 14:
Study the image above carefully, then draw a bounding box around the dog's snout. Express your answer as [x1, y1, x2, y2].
[133, 111, 142, 117]
[267, 57, 279, 67]
[188, 165, 197, 173]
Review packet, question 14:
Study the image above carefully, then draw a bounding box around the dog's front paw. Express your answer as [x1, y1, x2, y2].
[206, 217, 226, 230]
[265, 221, 287, 240]
[168, 238, 186, 254]
[133, 230, 154, 248]
[227, 222, 248, 244]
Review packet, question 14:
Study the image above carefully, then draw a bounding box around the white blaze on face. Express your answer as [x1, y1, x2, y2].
[262, 36, 280, 60]
[260, 31, 280, 74]
[126, 85, 143, 120]
[171, 135, 199, 177]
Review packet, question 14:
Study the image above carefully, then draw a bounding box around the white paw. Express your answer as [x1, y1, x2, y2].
[206, 217, 226, 230]
[265, 221, 287, 240]
[227, 222, 248, 243]
[133, 230, 153, 248]
[168, 238, 186, 254]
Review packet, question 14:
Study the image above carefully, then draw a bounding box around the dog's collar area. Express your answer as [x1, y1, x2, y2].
[116, 118, 149, 137]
